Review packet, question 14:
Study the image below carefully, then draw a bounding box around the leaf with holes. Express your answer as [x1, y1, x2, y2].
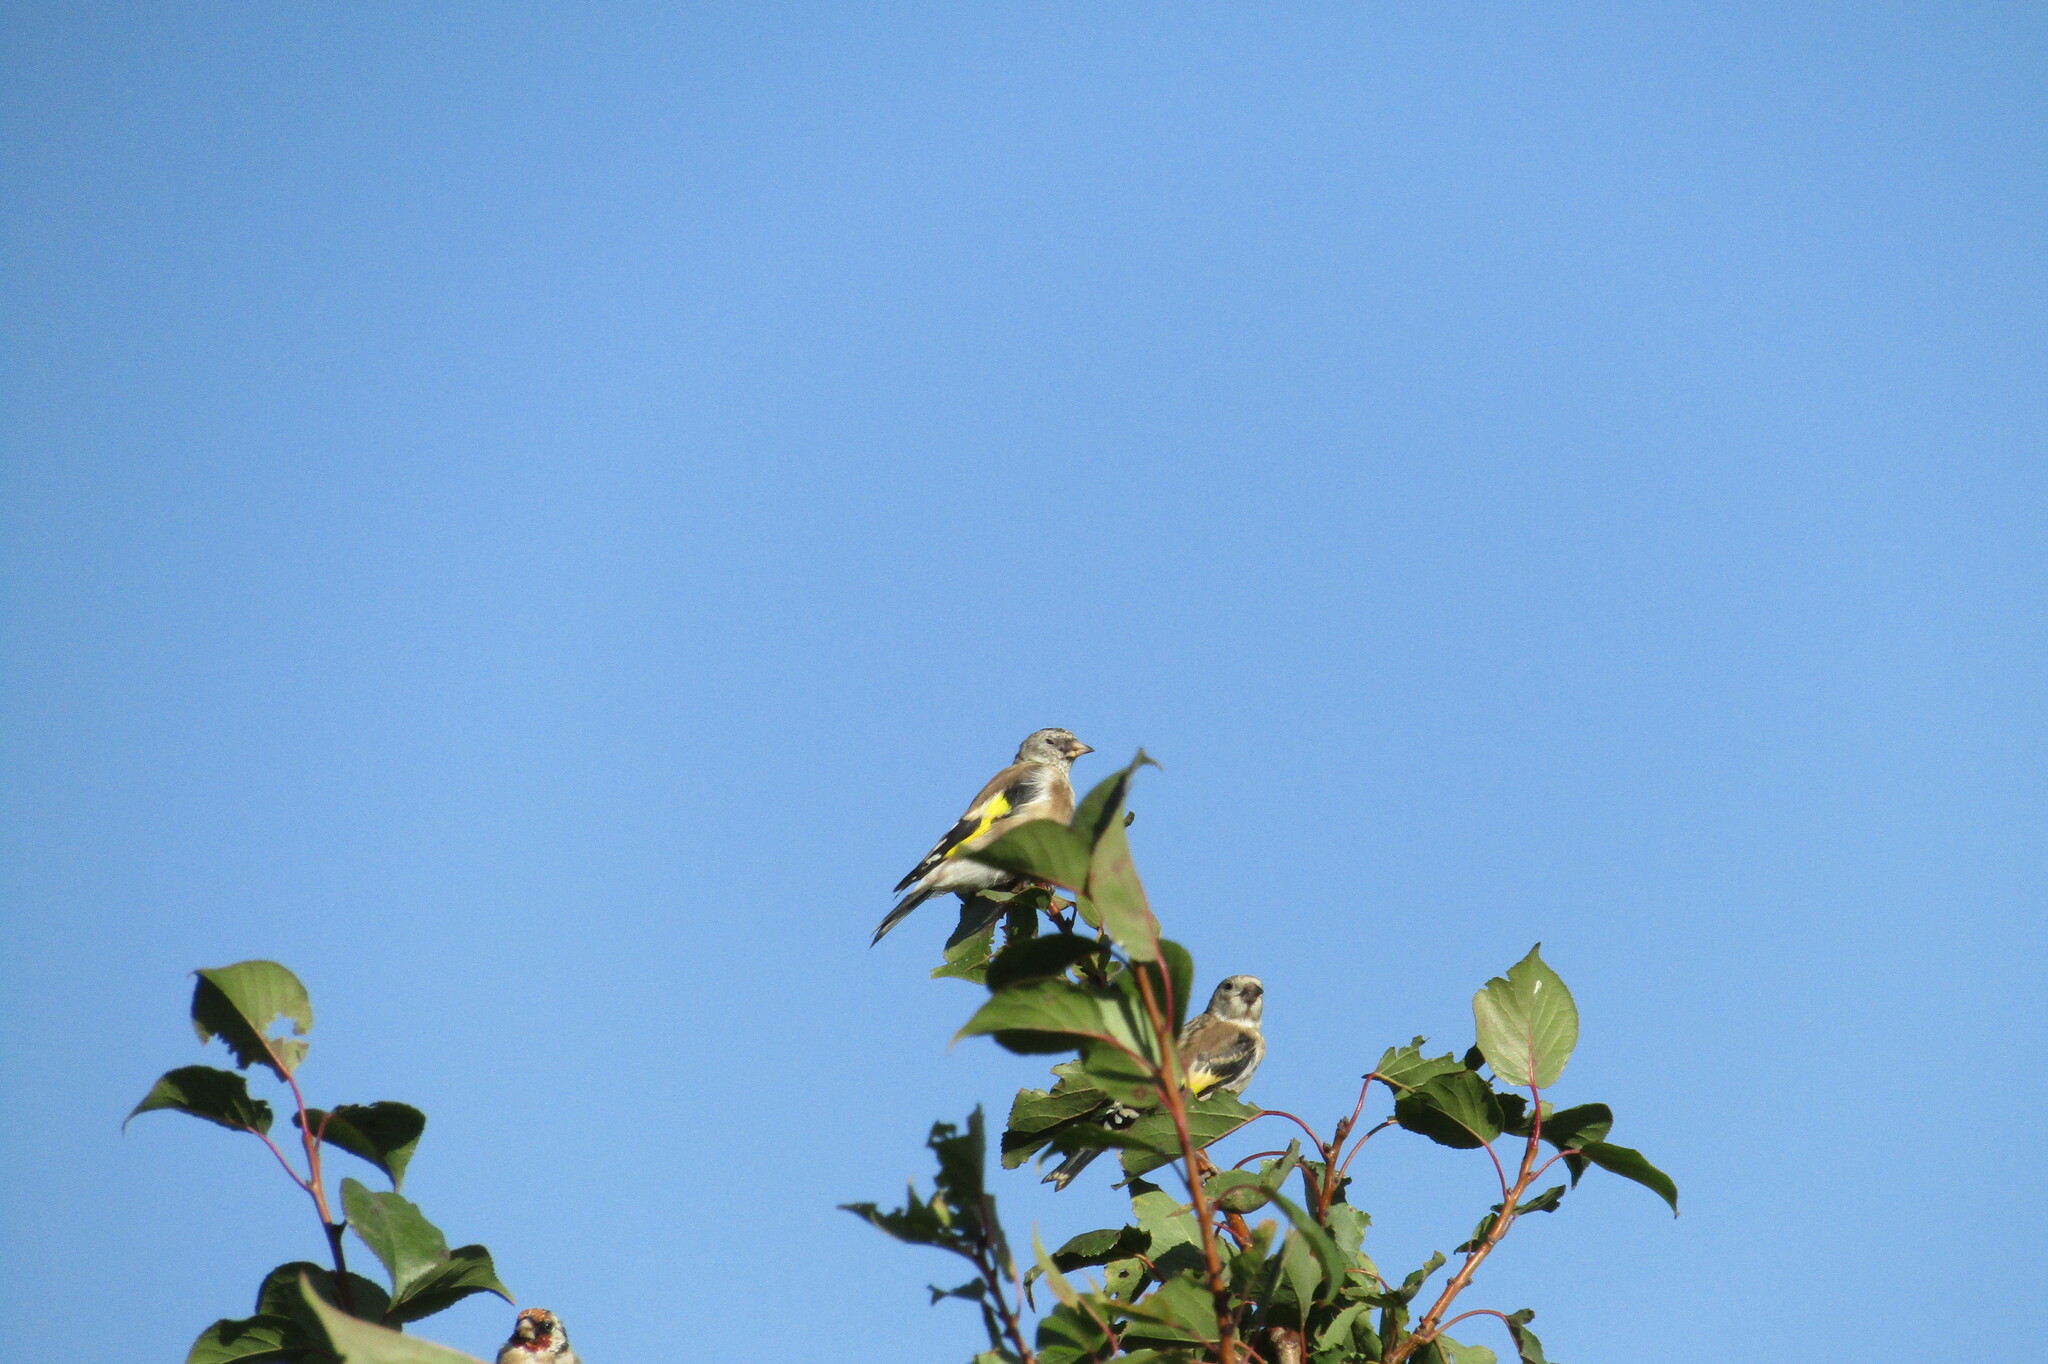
[191, 962, 313, 1079]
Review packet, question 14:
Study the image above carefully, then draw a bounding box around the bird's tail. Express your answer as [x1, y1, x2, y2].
[1043, 1102, 1142, 1191]
[1043, 1146, 1103, 1192]
[871, 885, 939, 946]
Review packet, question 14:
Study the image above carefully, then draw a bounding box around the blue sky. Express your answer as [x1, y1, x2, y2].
[2, 3, 2042, 1360]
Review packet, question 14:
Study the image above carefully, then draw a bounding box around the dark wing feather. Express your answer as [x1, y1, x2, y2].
[893, 762, 1045, 892]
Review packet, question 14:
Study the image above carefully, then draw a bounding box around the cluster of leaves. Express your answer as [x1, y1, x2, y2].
[852, 754, 1677, 1364]
[129, 962, 510, 1364]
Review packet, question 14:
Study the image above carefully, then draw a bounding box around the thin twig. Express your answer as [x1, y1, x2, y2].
[1131, 952, 1240, 1364]
[1385, 1089, 1549, 1363]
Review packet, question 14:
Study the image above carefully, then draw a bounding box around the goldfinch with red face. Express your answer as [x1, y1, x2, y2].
[497, 1309, 578, 1364]
[871, 728, 1093, 945]
[1044, 975, 1267, 1191]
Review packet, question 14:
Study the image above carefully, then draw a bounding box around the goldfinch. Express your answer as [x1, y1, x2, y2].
[497, 1309, 579, 1364]
[1045, 975, 1266, 1191]
[871, 728, 1093, 945]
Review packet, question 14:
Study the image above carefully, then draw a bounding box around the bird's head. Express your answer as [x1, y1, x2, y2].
[1208, 975, 1265, 1024]
[510, 1309, 565, 1352]
[1018, 728, 1093, 765]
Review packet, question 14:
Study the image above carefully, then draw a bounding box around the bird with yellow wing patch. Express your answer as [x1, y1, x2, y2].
[871, 727, 1094, 946]
[1044, 974, 1267, 1191]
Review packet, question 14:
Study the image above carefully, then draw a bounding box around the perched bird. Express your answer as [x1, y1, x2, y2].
[497, 1308, 579, 1364]
[1045, 974, 1267, 1191]
[871, 727, 1094, 945]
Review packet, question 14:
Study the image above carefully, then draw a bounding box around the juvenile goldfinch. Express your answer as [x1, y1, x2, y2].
[871, 728, 1093, 945]
[1045, 975, 1267, 1191]
[497, 1308, 578, 1364]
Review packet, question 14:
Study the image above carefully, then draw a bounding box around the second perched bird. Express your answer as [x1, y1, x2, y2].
[497, 1309, 579, 1364]
[1044, 974, 1267, 1191]
[872, 727, 1094, 945]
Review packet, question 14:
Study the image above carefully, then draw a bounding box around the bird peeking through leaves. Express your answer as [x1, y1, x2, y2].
[1044, 974, 1268, 1191]
[871, 727, 1094, 945]
[497, 1308, 579, 1364]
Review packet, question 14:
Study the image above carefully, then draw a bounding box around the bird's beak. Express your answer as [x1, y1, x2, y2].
[1071, 741, 1094, 757]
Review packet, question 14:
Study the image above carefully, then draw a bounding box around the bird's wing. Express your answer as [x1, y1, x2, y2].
[1178, 1016, 1264, 1098]
[893, 761, 1052, 892]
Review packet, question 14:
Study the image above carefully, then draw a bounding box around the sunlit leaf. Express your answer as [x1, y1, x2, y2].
[191, 962, 313, 1080]
[1371, 1039, 1465, 1093]
[1472, 945, 1578, 1090]
[973, 820, 1092, 890]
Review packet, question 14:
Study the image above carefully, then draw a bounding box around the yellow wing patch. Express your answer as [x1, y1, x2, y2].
[1184, 1068, 1219, 1096]
[942, 792, 1011, 860]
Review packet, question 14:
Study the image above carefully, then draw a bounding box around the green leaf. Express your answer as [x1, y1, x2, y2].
[341, 1179, 448, 1293]
[1265, 1185, 1349, 1302]
[840, 1192, 947, 1248]
[956, 978, 1155, 1059]
[1579, 1141, 1680, 1214]
[1393, 1071, 1504, 1149]
[931, 915, 998, 983]
[1124, 939, 1196, 1034]
[1399, 1251, 1447, 1301]
[1534, 1102, 1613, 1182]
[1049, 1225, 1150, 1271]
[1515, 1184, 1566, 1216]
[191, 962, 314, 1080]
[128, 1066, 273, 1134]
[1504, 1310, 1550, 1364]
[1437, 1334, 1499, 1364]
[1001, 1073, 1112, 1168]
[1471, 945, 1578, 1090]
[1371, 1039, 1466, 1092]
[383, 1246, 513, 1326]
[256, 1261, 392, 1325]
[985, 934, 1109, 992]
[1130, 1188, 1201, 1255]
[1326, 1201, 1372, 1256]
[1204, 1170, 1275, 1214]
[1033, 1229, 1082, 1308]
[296, 1104, 426, 1191]
[1085, 815, 1159, 962]
[297, 1279, 486, 1364]
[973, 819, 1093, 890]
[339, 1179, 513, 1321]
[1071, 751, 1157, 846]
[186, 1316, 308, 1364]
[1118, 1090, 1259, 1177]
[1126, 1269, 1220, 1343]
[1314, 1302, 1381, 1358]
[1275, 1230, 1323, 1325]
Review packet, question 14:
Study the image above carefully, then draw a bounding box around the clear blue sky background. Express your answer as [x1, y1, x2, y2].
[3, 4, 2042, 1361]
